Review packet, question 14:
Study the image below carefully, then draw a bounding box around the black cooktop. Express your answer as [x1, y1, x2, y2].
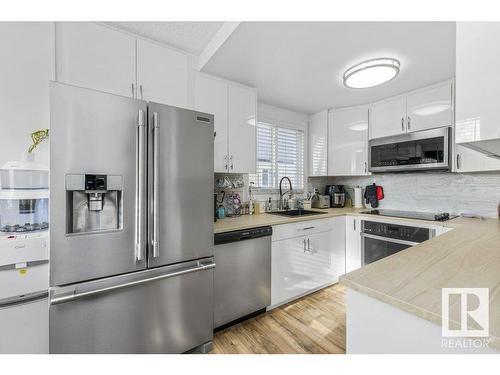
[360, 209, 458, 222]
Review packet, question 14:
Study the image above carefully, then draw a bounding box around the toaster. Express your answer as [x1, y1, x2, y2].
[312, 195, 330, 209]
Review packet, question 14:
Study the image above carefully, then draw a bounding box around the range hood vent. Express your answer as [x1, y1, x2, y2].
[460, 139, 500, 160]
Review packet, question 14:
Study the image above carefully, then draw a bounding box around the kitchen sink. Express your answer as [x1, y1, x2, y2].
[269, 209, 327, 217]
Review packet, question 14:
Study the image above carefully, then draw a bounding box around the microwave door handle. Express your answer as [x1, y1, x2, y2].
[135, 110, 146, 261]
[152, 112, 160, 258]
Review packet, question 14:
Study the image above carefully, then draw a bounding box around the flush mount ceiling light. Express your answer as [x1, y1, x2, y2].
[343, 58, 400, 89]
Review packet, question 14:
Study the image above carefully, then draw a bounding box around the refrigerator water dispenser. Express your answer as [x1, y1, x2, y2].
[66, 174, 123, 234]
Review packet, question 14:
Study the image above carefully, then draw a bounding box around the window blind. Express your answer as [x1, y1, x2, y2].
[250, 122, 305, 190]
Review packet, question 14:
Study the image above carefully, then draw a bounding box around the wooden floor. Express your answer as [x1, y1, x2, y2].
[211, 283, 346, 354]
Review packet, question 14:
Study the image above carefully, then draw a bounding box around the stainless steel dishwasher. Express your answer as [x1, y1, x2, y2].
[214, 226, 272, 329]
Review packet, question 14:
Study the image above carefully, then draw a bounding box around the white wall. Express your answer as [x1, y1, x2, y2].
[0, 22, 55, 168]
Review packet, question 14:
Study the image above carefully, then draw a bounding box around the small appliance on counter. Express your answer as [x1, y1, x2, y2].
[0, 155, 49, 353]
[326, 185, 346, 208]
[311, 189, 330, 209]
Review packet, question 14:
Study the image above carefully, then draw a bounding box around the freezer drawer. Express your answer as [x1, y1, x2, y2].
[49, 258, 214, 354]
[0, 294, 49, 354]
[0, 261, 48, 299]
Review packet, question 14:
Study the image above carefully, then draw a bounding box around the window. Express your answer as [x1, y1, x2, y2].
[250, 121, 305, 190]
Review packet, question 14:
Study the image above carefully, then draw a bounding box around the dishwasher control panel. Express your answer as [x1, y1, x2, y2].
[214, 226, 272, 245]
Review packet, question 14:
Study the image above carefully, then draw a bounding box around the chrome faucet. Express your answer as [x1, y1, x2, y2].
[279, 176, 293, 210]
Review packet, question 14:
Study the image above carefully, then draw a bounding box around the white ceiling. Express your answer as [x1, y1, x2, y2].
[105, 22, 224, 55]
[202, 22, 456, 114]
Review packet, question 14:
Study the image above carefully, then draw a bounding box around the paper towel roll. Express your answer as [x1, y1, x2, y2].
[354, 187, 363, 208]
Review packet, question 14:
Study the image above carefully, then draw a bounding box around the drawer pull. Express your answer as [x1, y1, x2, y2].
[299, 226, 315, 231]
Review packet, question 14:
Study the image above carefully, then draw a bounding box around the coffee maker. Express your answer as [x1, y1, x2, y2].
[325, 185, 346, 208]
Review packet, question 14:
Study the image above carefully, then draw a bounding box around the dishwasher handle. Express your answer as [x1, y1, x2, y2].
[214, 226, 272, 245]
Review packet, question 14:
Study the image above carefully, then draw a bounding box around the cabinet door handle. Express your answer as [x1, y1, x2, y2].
[364, 162, 367, 174]
[401, 117, 405, 132]
[354, 220, 356, 231]
[307, 238, 310, 251]
[139, 84, 143, 100]
[407, 116, 411, 130]
[224, 155, 228, 171]
[230, 155, 234, 170]
[457, 154, 461, 170]
[131, 83, 135, 98]
[303, 239, 306, 252]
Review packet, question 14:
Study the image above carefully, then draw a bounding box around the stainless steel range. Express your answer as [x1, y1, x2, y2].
[360, 220, 435, 265]
[359, 209, 457, 265]
[360, 209, 458, 222]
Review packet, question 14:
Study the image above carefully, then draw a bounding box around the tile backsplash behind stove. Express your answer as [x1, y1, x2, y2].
[309, 172, 500, 218]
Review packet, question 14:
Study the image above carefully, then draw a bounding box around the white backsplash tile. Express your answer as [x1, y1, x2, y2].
[309, 172, 500, 218]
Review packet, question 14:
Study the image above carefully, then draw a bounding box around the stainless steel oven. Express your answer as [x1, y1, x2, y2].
[369, 127, 451, 172]
[361, 220, 435, 265]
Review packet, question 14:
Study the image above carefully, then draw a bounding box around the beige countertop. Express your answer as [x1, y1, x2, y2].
[214, 208, 500, 349]
[213, 207, 366, 233]
[340, 215, 500, 349]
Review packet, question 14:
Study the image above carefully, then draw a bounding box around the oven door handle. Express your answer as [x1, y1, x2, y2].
[360, 233, 420, 247]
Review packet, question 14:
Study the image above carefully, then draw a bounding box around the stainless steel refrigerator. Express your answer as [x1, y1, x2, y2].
[49, 82, 215, 354]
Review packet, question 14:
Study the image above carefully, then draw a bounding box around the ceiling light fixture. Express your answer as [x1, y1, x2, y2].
[343, 58, 400, 89]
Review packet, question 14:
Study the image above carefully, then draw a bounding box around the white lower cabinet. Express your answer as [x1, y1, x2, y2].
[271, 217, 345, 307]
[345, 216, 362, 273]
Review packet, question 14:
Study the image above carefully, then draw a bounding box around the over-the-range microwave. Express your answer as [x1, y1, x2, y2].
[368, 127, 451, 173]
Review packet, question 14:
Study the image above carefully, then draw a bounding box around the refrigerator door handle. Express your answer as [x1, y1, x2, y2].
[135, 109, 146, 261]
[50, 261, 215, 305]
[152, 112, 160, 258]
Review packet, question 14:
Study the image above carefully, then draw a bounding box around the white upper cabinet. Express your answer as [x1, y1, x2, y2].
[194, 73, 257, 173]
[456, 22, 500, 143]
[228, 85, 257, 174]
[137, 39, 189, 108]
[455, 144, 500, 173]
[369, 96, 406, 140]
[56, 23, 136, 98]
[195, 74, 228, 173]
[308, 110, 328, 176]
[406, 82, 453, 133]
[328, 106, 369, 176]
[0, 22, 54, 167]
[370, 81, 453, 140]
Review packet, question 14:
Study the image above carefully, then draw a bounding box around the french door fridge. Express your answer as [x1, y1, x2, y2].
[49, 82, 215, 353]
